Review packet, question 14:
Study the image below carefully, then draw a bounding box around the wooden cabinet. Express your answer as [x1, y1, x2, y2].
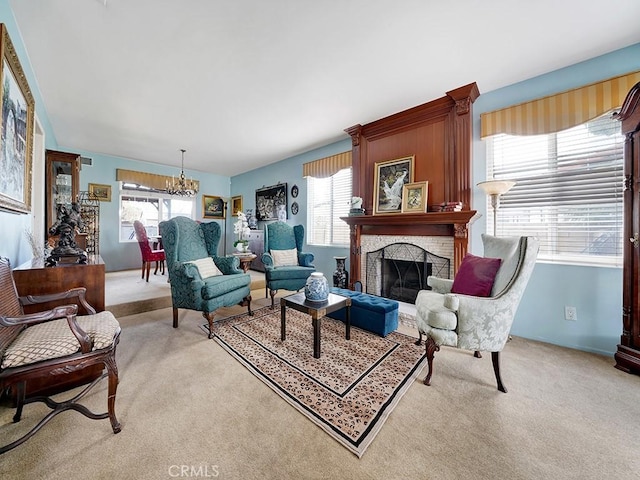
[12, 255, 105, 315]
[247, 230, 265, 272]
[615, 82, 640, 374]
[45, 149, 80, 234]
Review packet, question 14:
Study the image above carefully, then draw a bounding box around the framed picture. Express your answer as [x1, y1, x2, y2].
[88, 183, 112, 202]
[373, 155, 415, 215]
[401, 181, 428, 213]
[203, 195, 226, 219]
[255, 183, 287, 221]
[0, 24, 34, 214]
[231, 195, 243, 216]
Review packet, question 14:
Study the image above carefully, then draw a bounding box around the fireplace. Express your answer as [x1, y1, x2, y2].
[365, 241, 451, 304]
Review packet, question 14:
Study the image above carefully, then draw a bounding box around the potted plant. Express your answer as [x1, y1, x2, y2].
[233, 211, 251, 253]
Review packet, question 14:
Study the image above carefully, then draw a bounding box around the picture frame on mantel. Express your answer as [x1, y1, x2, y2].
[0, 24, 35, 215]
[401, 181, 428, 213]
[373, 155, 414, 215]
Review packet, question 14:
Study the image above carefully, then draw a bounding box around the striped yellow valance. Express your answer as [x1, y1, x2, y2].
[302, 151, 351, 179]
[116, 169, 200, 192]
[481, 70, 640, 138]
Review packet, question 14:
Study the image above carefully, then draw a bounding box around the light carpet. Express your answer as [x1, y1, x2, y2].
[204, 306, 426, 457]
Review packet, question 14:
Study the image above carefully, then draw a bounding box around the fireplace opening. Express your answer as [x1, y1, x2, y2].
[365, 242, 450, 304]
[382, 259, 431, 304]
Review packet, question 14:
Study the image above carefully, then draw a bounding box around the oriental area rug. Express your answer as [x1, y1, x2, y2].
[205, 306, 426, 457]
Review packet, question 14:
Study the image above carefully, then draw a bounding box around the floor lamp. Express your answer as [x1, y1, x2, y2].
[222, 199, 228, 256]
[477, 179, 516, 236]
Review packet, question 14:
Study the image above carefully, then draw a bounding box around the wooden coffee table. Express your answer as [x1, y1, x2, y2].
[280, 292, 351, 358]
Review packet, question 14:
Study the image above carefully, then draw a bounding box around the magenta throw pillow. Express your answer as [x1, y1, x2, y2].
[451, 254, 502, 297]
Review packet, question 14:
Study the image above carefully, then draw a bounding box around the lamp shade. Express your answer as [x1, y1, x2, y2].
[477, 179, 516, 196]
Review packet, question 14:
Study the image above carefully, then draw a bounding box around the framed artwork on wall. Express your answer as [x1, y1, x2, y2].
[373, 155, 414, 215]
[231, 195, 243, 216]
[255, 183, 287, 221]
[203, 195, 225, 219]
[88, 183, 112, 202]
[0, 24, 34, 214]
[401, 181, 428, 213]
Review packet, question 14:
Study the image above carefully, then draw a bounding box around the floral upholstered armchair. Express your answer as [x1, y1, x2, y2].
[414, 234, 539, 392]
[262, 221, 315, 307]
[160, 216, 252, 338]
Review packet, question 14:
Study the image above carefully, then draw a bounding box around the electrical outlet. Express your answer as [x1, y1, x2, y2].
[564, 306, 577, 321]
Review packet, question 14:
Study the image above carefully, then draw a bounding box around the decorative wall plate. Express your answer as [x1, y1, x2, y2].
[291, 201, 299, 215]
[291, 184, 299, 198]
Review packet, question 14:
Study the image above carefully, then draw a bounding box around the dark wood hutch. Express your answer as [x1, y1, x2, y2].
[615, 81, 640, 375]
[343, 83, 480, 287]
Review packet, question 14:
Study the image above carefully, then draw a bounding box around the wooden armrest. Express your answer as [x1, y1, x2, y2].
[1, 304, 92, 353]
[19, 287, 97, 315]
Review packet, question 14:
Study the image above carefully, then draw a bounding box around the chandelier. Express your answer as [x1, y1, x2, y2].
[166, 149, 198, 197]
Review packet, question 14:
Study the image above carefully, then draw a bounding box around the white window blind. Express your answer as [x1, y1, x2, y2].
[307, 167, 351, 246]
[487, 110, 624, 267]
[119, 189, 195, 242]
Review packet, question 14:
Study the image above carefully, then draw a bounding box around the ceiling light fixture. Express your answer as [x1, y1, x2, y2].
[166, 149, 198, 197]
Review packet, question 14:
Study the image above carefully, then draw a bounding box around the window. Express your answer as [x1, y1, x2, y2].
[487, 111, 624, 266]
[307, 167, 351, 246]
[119, 184, 195, 242]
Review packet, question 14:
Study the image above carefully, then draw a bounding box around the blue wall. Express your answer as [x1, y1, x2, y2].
[0, 1, 58, 267]
[472, 43, 640, 356]
[231, 139, 352, 279]
[71, 147, 231, 271]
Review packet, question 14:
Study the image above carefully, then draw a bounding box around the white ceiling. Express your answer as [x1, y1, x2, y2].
[9, 0, 640, 176]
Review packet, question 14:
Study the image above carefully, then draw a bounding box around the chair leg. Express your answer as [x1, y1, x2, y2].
[140, 262, 145, 279]
[423, 336, 440, 386]
[145, 262, 151, 282]
[12, 381, 26, 423]
[241, 295, 253, 316]
[104, 354, 122, 433]
[203, 311, 216, 339]
[269, 289, 277, 309]
[492, 351, 508, 393]
[154, 261, 159, 275]
[0, 366, 121, 454]
[415, 331, 423, 346]
[474, 351, 482, 358]
[172, 307, 179, 328]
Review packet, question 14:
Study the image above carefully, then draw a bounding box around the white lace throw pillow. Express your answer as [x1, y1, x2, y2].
[188, 257, 223, 278]
[271, 248, 298, 267]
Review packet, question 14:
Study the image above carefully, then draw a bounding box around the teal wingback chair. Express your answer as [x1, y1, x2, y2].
[262, 221, 315, 307]
[160, 216, 252, 338]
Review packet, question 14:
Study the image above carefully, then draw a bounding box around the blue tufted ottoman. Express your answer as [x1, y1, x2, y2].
[327, 287, 399, 337]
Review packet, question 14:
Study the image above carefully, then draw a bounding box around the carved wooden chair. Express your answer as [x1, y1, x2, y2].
[0, 257, 122, 454]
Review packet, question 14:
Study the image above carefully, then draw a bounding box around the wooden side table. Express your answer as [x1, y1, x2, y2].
[280, 292, 351, 358]
[232, 253, 257, 273]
